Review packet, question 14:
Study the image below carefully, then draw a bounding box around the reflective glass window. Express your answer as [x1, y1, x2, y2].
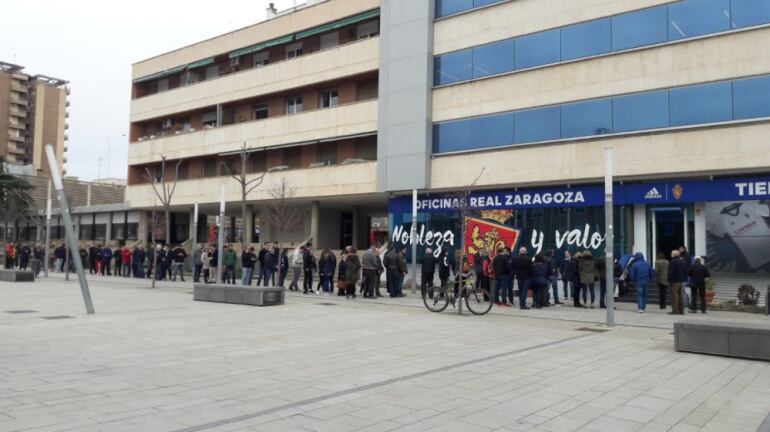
[669, 0, 730, 41]
[515, 29, 560, 70]
[612, 6, 668, 51]
[613, 90, 670, 132]
[514, 106, 561, 144]
[733, 75, 770, 119]
[436, 0, 473, 17]
[434, 50, 473, 85]
[433, 120, 473, 153]
[731, 0, 770, 28]
[474, 0, 504, 7]
[669, 81, 733, 126]
[472, 113, 514, 149]
[472, 40, 515, 78]
[561, 18, 612, 61]
[561, 99, 613, 138]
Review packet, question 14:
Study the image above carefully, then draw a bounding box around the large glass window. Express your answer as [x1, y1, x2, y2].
[472, 113, 514, 149]
[436, 0, 473, 17]
[669, 0, 730, 41]
[669, 81, 733, 126]
[515, 29, 560, 70]
[561, 99, 613, 138]
[434, 49, 472, 85]
[613, 90, 670, 132]
[514, 106, 561, 144]
[433, 120, 472, 153]
[612, 6, 668, 51]
[472, 40, 515, 78]
[732, 0, 770, 28]
[561, 18, 612, 61]
[733, 75, 770, 120]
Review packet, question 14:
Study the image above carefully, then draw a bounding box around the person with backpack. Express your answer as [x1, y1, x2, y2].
[629, 252, 654, 313]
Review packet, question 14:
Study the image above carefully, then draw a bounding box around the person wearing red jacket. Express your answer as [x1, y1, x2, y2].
[121, 247, 131, 277]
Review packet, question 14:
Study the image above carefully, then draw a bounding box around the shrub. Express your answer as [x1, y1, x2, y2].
[737, 283, 761, 306]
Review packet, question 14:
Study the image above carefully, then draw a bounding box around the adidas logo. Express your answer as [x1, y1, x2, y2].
[645, 187, 663, 199]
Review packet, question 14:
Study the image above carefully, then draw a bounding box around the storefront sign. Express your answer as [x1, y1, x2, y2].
[616, 176, 770, 205]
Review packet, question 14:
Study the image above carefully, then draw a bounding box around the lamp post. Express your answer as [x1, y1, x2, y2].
[43, 181, 51, 277]
[604, 147, 615, 327]
[216, 185, 225, 284]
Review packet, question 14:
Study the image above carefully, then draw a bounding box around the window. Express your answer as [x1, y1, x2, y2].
[472, 113, 514, 149]
[319, 89, 339, 108]
[436, 0, 473, 17]
[177, 162, 189, 180]
[434, 49, 472, 85]
[357, 20, 379, 39]
[202, 159, 217, 178]
[355, 137, 377, 160]
[432, 119, 472, 153]
[561, 99, 613, 138]
[286, 96, 303, 114]
[514, 106, 561, 144]
[202, 111, 218, 128]
[320, 32, 339, 50]
[157, 79, 169, 93]
[253, 51, 269, 68]
[182, 70, 200, 86]
[612, 90, 669, 133]
[205, 65, 219, 80]
[284, 147, 301, 169]
[561, 18, 612, 61]
[732, 0, 770, 28]
[515, 29, 560, 70]
[356, 80, 378, 100]
[221, 108, 235, 125]
[472, 40, 514, 79]
[669, 81, 733, 126]
[668, 0, 730, 41]
[249, 152, 267, 173]
[318, 142, 337, 165]
[126, 223, 139, 241]
[733, 75, 770, 120]
[253, 103, 268, 120]
[286, 42, 303, 59]
[612, 6, 668, 51]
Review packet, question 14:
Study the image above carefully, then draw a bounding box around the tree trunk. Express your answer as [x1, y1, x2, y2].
[165, 208, 171, 244]
[241, 191, 247, 250]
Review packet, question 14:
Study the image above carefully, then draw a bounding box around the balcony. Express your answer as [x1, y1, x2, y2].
[8, 118, 25, 129]
[8, 144, 25, 155]
[9, 107, 26, 118]
[10, 96, 28, 107]
[8, 132, 24, 143]
[129, 99, 377, 165]
[130, 37, 379, 123]
[11, 82, 26, 92]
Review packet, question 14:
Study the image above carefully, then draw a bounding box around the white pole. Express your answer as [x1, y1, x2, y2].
[44, 183, 51, 278]
[604, 147, 615, 326]
[192, 202, 198, 249]
[410, 189, 417, 295]
[217, 186, 225, 284]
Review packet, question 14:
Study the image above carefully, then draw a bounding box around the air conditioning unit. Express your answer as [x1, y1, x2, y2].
[162, 119, 173, 129]
[268, 165, 289, 172]
[230, 57, 240, 67]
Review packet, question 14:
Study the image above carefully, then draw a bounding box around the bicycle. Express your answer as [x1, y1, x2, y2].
[423, 272, 492, 315]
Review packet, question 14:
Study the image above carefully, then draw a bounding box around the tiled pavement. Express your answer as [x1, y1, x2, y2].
[0, 274, 768, 432]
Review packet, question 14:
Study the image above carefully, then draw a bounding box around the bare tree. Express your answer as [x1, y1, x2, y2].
[452, 167, 485, 314]
[261, 177, 303, 250]
[221, 143, 265, 249]
[143, 156, 182, 245]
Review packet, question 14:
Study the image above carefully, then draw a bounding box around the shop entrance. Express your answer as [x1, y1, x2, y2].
[651, 207, 687, 259]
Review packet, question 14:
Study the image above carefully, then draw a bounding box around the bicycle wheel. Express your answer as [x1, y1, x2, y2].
[423, 285, 449, 313]
[465, 288, 493, 315]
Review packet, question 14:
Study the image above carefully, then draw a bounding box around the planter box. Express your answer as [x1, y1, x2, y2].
[674, 320, 770, 361]
[193, 284, 284, 306]
[0, 270, 34, 282]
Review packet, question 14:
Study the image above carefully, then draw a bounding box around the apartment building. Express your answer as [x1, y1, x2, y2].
[129, 0, 770, 288]
[0, 61, 69, 176]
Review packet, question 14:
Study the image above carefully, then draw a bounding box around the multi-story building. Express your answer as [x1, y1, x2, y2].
[129, 0, 770, 292]
[0, 61, 69, 176]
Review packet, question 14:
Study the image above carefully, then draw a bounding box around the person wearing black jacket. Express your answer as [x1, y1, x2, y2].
[88, 245, 98, 274]
[155, 246, 167, 281]
[438, 250, 452, 294]
[256, 244, 268, 286]
[113, 248, 122, 277]
[18, 244, 31, 270]
[561, 251, 574, 301]
[241, 247, 256, 285]
[263, 247, 277, 287]
[302, 243, 316, 294]
[421, 249, 437, 299]
[278, 249, 289, 288]
[687, 256, 710, 313]
[383, 248, 400, 298]
[512, 247, 533, 309]
[492, 247, 510, 306]
[668, 250, 688, 314]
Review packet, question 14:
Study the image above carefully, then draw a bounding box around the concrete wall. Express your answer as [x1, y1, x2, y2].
[376, 0, 434, 192]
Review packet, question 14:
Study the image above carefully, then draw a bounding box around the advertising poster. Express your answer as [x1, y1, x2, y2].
[706, 200, 770, 274]
[465, 216, 521, 265]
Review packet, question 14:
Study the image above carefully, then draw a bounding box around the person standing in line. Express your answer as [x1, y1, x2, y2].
[171, 245, 187, 282]
[121, 246, 131, 277]
[18, 244, 30, 270]
[241, 246, 256, 286]
[513, 247, 533, 310]
[54, 243, 66, 273]
[278, 248, 289, 288]
[360, 246, 378, 298]
[561, 251, 574, 301]
[263, 246, 277, 287]
[668, 250, 687, 315]
[629, 252, 654, 313]
[200, 247, 211, 283]
[479, 249, 492, 296]
[318, 249, 337, 295]
[288, 245, 304, 292]
[132, 246, 144, 278]
[256, 243, 268, 286]
[383, 247, 400, 298]
[374, 247, 384, 297]
[579, 251, 597, 308]
[100, 244, 113, 276]
[145, 244, 154, 279]
[397, 248, 408, 297]
[344, 246, 361, 299]
[302, 243, 316, 294]
[571, 252, 584, 308]
[163, 245, 174, 280]
[531, 253, 549, 309]
[420, 248, 437, 299]
[545, 249, 561, 305]
[192, 245, 203, 283]
[687, 256, 710, 314]
[88, 244, 98, 274]
[438, 250, 452, 296]
[655, 252, 670, 309]
[223, 246, 237, 284]
[492, 247, 510, 307]
[5, 242, 16, 270]
[337, 249, 348, 296]
[112, 247, 122, 277]
[595, 255, 608, 309]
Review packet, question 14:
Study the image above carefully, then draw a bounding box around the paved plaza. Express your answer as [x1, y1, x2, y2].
[1, 275, 769, 432]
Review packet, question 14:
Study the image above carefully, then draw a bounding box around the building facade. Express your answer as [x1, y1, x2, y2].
[128, 0, 770, 291]
[0, 62, 69, 176]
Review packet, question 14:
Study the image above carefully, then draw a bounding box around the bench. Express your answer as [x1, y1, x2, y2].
[193, 284, 284, 306]
[674, 320, 770, 361]
[0, 270, 35, 282]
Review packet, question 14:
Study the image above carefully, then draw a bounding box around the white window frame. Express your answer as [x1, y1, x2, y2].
[286, 42, 303, 59]
[319, 88, 339, 109]
[286, 96, 303, 114]
[253, 51, 269, 68]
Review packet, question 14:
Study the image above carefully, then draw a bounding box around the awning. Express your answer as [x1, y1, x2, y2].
[228, 34, 294, 59]
[186, 57, 215, 70]
[295, 9, 380, 40]
[133, 65, 185, 83]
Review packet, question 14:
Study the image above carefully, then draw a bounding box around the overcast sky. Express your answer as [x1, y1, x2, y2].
[1, 0, 297, 181]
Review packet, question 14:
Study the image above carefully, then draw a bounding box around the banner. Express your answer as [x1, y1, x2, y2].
[465, 217, 521, 265]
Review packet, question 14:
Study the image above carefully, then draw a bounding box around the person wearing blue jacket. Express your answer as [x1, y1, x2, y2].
[629, 252, 654, 313]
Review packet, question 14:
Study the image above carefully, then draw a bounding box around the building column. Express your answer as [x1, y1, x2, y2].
[243, 205, 254, 245]
[352, 206, 361, 250]
[632, 205, 646, 255]
[105, 212, 113, 245]
[188, 207, 196, 244]
[138, 211, 149, 246]
[74, 214, 81, 242]
[694, 202, 707, 257]
[310, 201, 320, 247]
